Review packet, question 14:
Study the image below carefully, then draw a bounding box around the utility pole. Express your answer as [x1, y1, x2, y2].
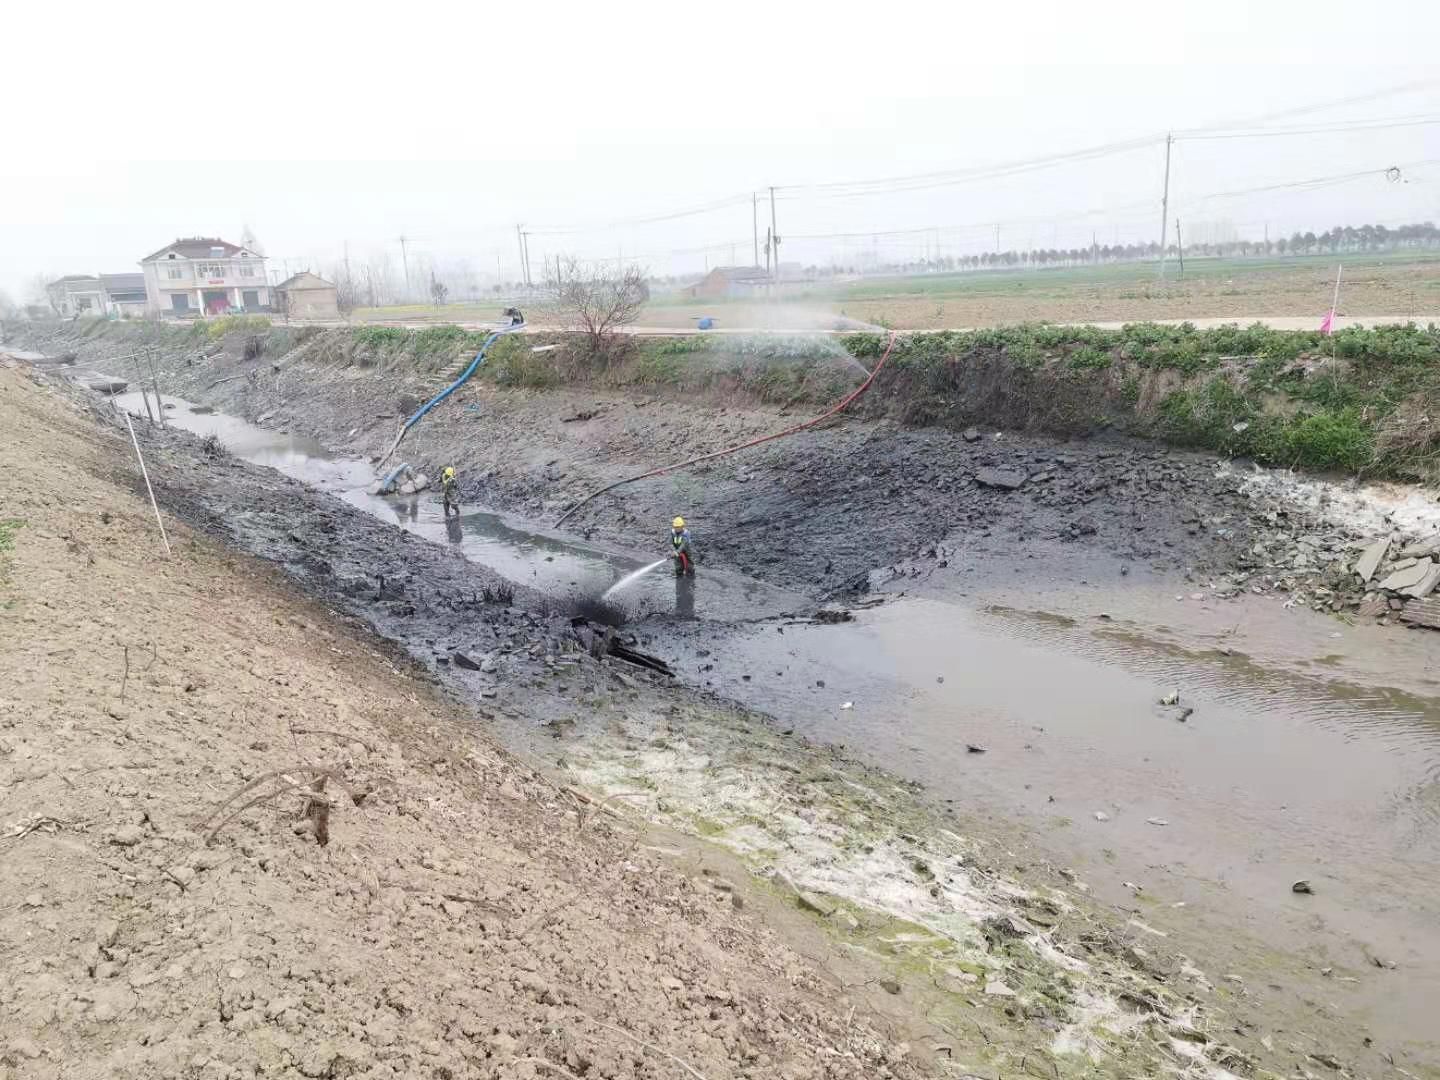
[994, 224, 1000, 253]
[1175, 218, 1185, 279]
[398, 235, 411, 297]
[1156, 132, 1173, 279]
[521, 232, 533, 288]
[515, 226, 527, 289]
[768, 186, 779, 283]
[752, 193, 759, 267]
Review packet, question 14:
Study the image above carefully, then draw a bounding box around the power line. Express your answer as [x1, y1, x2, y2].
[779, 160, 1440, 253]
[1178, 116, 1440, 141]
[526, 192, 754, 236]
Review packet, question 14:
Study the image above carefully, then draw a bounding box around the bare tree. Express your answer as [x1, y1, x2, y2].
[26, 273, 57, 314]
[326, 259, 363, 317]
[546, 255, 649, 362]
[429, 275, 449, 306]
[241, 224, 265, 255]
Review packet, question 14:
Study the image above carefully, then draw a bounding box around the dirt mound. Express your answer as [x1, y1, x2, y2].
[0, 366, 925, 1079]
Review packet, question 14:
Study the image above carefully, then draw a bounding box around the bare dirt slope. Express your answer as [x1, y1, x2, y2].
[0, 365, 925, 1079]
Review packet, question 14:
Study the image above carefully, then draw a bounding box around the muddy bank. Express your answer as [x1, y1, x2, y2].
[0, 363, 932, 1080]
[12, 358, 1425, 1077]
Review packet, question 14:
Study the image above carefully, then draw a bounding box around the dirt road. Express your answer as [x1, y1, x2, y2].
[0, 363, 930, 1079]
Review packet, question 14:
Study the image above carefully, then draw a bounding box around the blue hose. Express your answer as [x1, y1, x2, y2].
[378, 462, 412, 493]
[378, 324, 521, 465]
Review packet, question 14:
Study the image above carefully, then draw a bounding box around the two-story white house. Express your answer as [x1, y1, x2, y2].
[140, 237, 269, 316]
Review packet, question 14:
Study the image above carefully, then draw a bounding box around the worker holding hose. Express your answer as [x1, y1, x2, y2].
[670, 517, 696, 576]
[441, 466, 460, 516]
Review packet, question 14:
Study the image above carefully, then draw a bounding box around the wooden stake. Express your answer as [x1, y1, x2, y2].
[123, 412, 172, 556]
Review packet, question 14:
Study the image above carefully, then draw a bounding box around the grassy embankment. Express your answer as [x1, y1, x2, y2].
[19, 315, 1440, 479]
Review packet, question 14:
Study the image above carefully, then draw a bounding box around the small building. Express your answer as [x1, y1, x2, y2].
[140, 237, 269, 316]
[46, 275, 106, 316]
[46, 273, 151, 318]
[274, 272, 340, 319]
[683, 265, 771, 300]
[101, 273, 148, 317]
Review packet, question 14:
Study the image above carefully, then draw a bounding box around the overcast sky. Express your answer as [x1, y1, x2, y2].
[3, 0, 1438, 299]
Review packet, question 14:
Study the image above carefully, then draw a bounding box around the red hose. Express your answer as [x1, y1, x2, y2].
[553, 331, 898, 527]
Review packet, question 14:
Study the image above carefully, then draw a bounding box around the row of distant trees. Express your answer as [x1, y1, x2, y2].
[776, 220, 1440, 280]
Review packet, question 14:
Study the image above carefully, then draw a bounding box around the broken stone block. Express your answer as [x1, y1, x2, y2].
[1353, 537, 1390, 583]
[963, 427, 982, 443]
[1399, 536, 1440, 560]
[1403, 561, 1440, 599]
[1377, 559, 1433, 594]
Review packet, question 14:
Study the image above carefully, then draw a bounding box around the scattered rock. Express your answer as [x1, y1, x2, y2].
[983, 980, 1017, 997]
[966, 743, 986, 754]
[1146, 817, 1169, 827]
[7, 1037, 41, 1061]
[1093, 811, 1110, 822]
[962, 427, 982, 443]
[795, 891, 838, 917]
[878, 978, 902, 995]
[1158, 691, 1180, 706]
[451, 651, 482, 671]
[108, 824, 144, 847]
[975, 467, 1026, 491]
[1291, 879, 1314, 894]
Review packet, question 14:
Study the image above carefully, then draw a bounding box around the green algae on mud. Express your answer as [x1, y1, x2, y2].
[556, 695, 1302, 1079]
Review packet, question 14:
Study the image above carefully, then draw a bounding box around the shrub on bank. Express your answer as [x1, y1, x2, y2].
[841, 321, 1439, 477]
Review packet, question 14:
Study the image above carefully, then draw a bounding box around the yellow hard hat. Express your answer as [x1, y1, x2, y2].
[672, 517, 685, 529]
[442, 466, 455, 479]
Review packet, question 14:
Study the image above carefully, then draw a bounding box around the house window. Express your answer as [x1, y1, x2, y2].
[240, 264, 257, 278]
[197, 262, 226, 278]
[167, 267, 183, 279]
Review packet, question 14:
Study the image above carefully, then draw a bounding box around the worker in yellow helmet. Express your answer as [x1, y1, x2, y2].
[670, 516, 696, 576]
[441, 466, 460, 517]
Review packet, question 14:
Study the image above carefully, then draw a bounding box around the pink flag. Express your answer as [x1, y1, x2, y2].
[1321, 264, 1342, 336]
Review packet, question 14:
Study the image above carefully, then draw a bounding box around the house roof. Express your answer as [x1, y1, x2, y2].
[275, 272, 336, 291]
[705, 266, 770, 282]
[141, 237, 250, 262]
[48, 275, 100, 287]
[101, 273, 146, 292]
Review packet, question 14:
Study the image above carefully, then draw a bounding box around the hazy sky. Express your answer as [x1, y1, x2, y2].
[3, 0, 1438, 299]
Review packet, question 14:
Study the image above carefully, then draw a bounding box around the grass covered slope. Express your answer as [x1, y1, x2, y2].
[844, 321, 1440, 477]
[13, 316, 1440, 478]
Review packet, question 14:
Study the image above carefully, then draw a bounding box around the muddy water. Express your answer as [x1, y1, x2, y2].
[693, 594, 1440, 1041]
[112, 393, 804, 622]
[117, 391, 1440, 1052]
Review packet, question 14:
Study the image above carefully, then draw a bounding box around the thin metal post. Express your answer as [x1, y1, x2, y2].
[1157, 133, 1173, 278]
[752, 193, 759, 266]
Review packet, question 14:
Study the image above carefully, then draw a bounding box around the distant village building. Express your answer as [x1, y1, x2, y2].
[46, 276, 105, 316]
[683, 265, 771, 300]
[274, 272, 340, 320]
[101, 274, 148, 317]
[46, 273, 150, 318]
[140, 237, 268, 316]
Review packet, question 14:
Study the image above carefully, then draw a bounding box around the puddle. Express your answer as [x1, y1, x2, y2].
[112, 392, 804, 622]
[687, 593, 1440, 1039]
